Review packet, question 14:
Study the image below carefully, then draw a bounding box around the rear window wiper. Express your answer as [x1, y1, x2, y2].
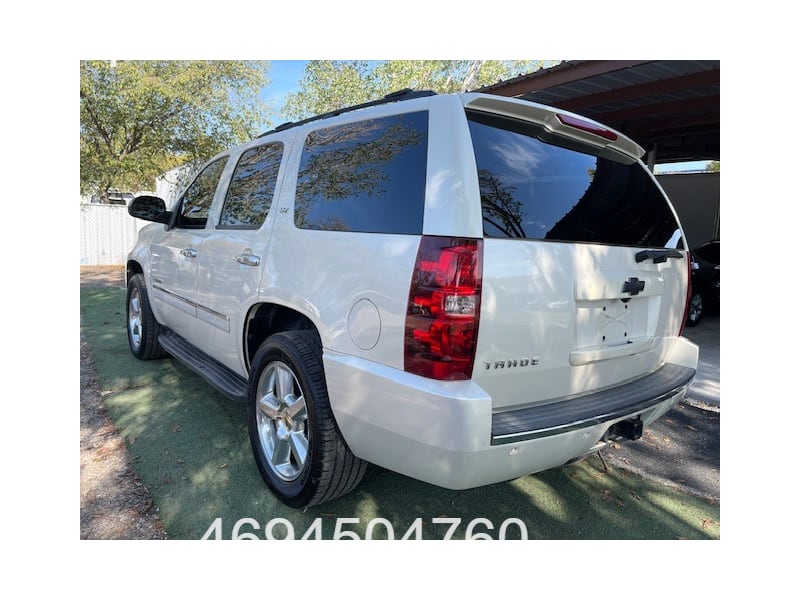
[635, 249, 683, 264]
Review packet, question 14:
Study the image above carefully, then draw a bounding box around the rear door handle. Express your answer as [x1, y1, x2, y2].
[180, 248, 198, 258]
[234, 253, 261, 267]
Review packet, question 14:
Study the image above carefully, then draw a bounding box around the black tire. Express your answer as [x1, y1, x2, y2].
[126, 273, 168, 359]
[685, 291, 703, 327]
[247, 330, 367, 508]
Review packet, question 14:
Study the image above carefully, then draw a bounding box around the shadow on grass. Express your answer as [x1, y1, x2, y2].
[81, 287, 719, 540]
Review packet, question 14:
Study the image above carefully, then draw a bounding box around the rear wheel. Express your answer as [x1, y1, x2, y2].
[685, 291, 703, 327]
[126, 274, 167, 359]
[247, 330, 367, 508]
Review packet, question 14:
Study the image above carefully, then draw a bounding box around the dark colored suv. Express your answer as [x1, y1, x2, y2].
[686, 240, 720, 327]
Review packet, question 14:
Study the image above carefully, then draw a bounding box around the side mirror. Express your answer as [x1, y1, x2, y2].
[128, 195, 172, 224]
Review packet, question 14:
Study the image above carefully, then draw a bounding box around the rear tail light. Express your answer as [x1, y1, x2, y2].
[404, 236, 483, 380]
[679, 251, 692, 336]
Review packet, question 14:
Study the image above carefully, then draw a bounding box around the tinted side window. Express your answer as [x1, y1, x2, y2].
[467, 111, 683, 249]
[219, 143, 283, 229]
[295, 111, 428, 234]
[175, 157, 228, 229]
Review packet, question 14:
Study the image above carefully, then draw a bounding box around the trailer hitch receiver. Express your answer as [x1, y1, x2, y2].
[609, 417, 643, 441]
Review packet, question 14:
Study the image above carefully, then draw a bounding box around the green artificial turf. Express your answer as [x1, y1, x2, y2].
[80, 287, 719, 540]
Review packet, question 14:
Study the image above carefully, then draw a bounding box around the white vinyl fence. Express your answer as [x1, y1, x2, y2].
[80, 204, 148, 266]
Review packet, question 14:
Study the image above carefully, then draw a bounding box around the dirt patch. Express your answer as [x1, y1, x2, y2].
[80, 265, 126, 288]
[80, 266, 167, 539]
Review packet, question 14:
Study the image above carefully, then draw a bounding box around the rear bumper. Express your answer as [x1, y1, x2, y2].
[324, 336, 698, 490]
[491, 363, 695, 445]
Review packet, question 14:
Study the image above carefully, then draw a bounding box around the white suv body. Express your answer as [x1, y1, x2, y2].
[126, 91, 698, 507]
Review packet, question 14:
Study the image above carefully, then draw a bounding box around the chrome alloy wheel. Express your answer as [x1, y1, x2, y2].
[688, 293, 703, 323]
[128, 286, 142, 352]
[255, 361, 309, 481]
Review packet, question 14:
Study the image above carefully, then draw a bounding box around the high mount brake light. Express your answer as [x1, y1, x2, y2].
[404, 236, 483, 381]
[556, 113, 618, 141]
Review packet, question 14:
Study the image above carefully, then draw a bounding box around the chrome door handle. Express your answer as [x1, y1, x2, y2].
[180, 248, 198, 258]
[234, 253, 261, 267]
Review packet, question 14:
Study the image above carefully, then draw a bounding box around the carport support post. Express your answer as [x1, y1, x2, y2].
[646, 143, 658, 172]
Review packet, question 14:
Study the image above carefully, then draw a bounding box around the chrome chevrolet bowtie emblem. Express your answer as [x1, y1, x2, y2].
[622, 277, 646, 296]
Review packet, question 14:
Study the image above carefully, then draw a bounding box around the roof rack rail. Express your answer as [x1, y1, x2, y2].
[257, 88, 436, 138]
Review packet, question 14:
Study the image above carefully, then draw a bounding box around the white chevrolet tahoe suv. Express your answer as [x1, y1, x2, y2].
[126, 89, 699, 508]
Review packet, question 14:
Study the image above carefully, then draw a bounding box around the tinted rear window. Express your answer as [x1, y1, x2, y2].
[467, 111, 683, 249]
[295, 111, 428, 234]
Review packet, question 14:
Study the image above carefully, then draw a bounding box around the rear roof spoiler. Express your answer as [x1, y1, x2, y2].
[462, 93, 645, 160]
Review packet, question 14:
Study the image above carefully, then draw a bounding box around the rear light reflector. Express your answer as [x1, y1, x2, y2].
[679, 251, 692, 336]
[556, 113, 618, 141]
[404, 236, 483, 380]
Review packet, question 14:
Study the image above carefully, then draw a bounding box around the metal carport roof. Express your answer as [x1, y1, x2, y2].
[479, 60, 720, 164]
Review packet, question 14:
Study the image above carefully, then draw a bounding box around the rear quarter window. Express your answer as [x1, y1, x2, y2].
[294, 111, 428, 234]
[467, 111, 683, 249]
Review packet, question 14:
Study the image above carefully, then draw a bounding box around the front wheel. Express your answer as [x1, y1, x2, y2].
[247, 330, 367, 508]
[685, 291, 703, 327]
[126, 273, 167, 359]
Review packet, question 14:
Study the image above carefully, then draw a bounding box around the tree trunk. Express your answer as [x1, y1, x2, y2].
[461, 61, 485, 92]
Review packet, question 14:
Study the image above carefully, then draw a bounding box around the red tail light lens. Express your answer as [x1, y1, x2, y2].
[404, 236, 483, 380]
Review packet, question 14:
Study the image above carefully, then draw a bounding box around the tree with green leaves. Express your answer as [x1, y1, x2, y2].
[372, 60, 543, 95]
[281, 61, 377, 123]
[706, 160, 720, 172]
[80, 60, 270, 199]
[281, 60, 555, 121]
